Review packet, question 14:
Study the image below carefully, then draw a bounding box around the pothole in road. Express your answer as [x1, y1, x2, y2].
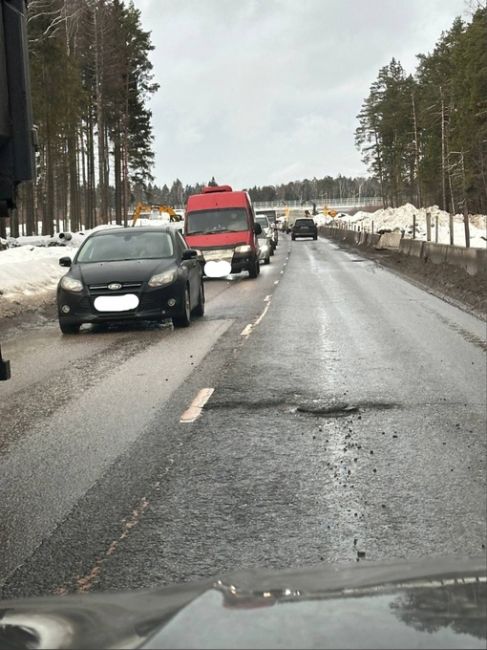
[205, 396, 399, 417]
[294, 401, 399, 417]
[296, 403, 358, 417]
[206, 398, 290, 411]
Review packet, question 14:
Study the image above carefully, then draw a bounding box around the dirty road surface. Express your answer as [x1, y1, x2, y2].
[1, 236, 485, 598]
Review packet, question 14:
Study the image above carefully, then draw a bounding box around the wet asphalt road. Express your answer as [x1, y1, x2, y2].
[0, 235, 486, 599]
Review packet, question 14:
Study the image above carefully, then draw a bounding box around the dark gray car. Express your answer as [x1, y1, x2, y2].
[56, 227, 204, 333]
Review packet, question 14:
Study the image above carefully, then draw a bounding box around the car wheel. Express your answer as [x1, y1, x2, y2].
[291, 235, 296, 241]
[264, 254, 270, 265]
[173, 286, 191, 327]
[59, 321, 80, 335]
[270, 247, 274, 256]
[313, 235, 318, 240]
[248, 258, 259, 279]
[193, 282, 205, 317]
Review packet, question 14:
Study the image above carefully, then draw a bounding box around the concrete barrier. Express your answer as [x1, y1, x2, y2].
[445, 245, 487, 276]
[358, 231, 368, 246]
[422, 242, 449, 266]
[321, 227, 486, 276]
[369, 234, 381, 248]
[376, 232, 402, 250]
[399, 239, 424, 258]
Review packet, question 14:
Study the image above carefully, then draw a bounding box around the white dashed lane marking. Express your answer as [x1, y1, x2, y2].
[241, 324, 253, 338]
[180, 388, 215, 423]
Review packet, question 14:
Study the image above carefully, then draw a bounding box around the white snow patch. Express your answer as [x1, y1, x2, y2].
[0, 246, 75, 300]
[337, 204, 486, 249]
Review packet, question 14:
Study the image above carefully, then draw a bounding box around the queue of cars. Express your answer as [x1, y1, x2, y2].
[56, 185, 316, 334]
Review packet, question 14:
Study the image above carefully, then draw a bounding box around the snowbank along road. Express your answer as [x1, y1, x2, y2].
[0, 235, 485, 598]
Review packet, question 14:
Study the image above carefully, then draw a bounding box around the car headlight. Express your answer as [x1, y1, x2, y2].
[235, 245, 252, 254]
[148, 269, 177, 288]
[60, 276, 83, 293]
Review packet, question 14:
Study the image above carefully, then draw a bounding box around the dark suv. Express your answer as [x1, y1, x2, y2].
[292, 218, 318, 241]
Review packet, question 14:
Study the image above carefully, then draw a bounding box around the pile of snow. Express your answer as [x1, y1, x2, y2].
[0, 246, 75, 300]
[6, 231, 87, 249]
[338, 204, 486, 248]
[314, 214, 335, 227]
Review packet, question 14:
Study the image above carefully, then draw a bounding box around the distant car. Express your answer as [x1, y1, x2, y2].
[256, 209, 279, 249]
[276, 217, 286, 231]
[255, 215, 273, 264]
[56, 227, 204, 334]
[292, 218, 318, 241]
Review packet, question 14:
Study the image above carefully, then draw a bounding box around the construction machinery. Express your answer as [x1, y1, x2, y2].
[322, 206, 338, 218]
[131, 204, 183, 226]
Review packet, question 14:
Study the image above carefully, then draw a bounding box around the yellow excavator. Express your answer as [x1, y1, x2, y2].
[322, 206, 338, 218]
[131, 203, 183, 226]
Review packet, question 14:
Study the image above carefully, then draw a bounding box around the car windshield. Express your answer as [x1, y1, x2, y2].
[186, 208, 248, 234]
[256, 217, 269, 228]
[76, 231, 174, 263]
[295, 219, 314, 226]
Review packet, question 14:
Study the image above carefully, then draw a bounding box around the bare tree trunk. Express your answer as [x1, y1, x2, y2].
[374, 130, 386, 208]
[461, 152, 470, 248]
[440, 86, 447, 213]
[68, 132, 80, 231]
[122, 71, 130, 227]
[411, 90, 422, 207]
[94, 5, 109, 224]
[25, 180, 35, 235]
[80, 128, 87, 229]
[10, 209, 19, 238]
[46, 137, 55, 237]
[87, 110, 96, 229]
[114, 126, 122, 224]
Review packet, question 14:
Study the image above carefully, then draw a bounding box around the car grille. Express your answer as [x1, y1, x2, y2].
[202, 249, 234, 262]
[89, 282, 143, 294]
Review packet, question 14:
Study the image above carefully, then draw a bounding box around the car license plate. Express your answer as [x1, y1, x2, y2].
[93, 294, 139, 312]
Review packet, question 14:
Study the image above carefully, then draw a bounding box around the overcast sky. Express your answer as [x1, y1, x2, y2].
[133, 0, 468, 189]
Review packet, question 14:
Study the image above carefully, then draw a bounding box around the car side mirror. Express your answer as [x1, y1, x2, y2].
[59, 256, 72, 267]
[182, 249, 198, 261]
[254, 223, 262, 235]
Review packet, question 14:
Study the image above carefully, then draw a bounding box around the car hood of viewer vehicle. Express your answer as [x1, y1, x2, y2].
[67, 259, 177, 286]
[0, 557, 485, 650]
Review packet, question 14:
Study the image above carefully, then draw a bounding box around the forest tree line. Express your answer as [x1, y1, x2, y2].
[355, 6, 487, 214]
[144, 175, 381, 208]
[2, 0, 157, 238]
